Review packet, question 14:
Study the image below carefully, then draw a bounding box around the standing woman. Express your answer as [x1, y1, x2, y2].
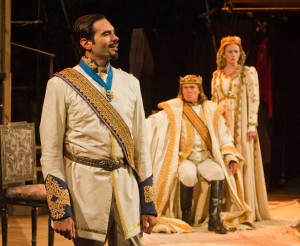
[211, 36, 271, 221]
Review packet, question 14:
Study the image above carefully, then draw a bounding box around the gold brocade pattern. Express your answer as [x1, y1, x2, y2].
[82, 56, 109, 74]
[111, 172, 129, 238]
[55, 68, 136, 174]
[45, 175, 71, 220]
[233, 67, 244, 145]
[155, 102, 178, 211]
[179, 115, 194, 164]
[199, 106, 215, 160]
[144, 185, 155, 203]
[81, 56, 98, 70]
[111, 172, 140, 239]
[64, 147, 124, 171]
[77, 227, 107, 235]
[183, 103, 212, 153]
[199, 105, 206, 125]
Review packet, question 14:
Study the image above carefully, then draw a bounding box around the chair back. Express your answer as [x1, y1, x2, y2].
[0, 122, 37, 189]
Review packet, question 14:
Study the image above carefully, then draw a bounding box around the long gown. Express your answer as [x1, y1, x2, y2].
[211, 65, 271, 221]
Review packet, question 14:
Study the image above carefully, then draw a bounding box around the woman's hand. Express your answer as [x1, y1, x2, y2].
[247, 131, 257, 141]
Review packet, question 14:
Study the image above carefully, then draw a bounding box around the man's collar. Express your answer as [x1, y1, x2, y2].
[185, 102, 200, 107]
[81, 56, 109, 74]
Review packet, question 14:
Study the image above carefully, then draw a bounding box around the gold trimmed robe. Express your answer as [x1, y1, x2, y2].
[146, 98, 253, 232]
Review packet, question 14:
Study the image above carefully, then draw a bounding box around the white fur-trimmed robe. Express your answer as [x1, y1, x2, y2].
[147, 98, 253, 232]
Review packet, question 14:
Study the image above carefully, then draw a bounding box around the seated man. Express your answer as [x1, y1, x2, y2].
[147, 74, 253, 234]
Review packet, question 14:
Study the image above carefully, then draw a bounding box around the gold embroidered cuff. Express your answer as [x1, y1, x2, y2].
[139, 176, 157, 216]
[45, 174, 72, 220]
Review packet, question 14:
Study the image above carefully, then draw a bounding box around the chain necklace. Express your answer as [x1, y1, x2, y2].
[219, 65, 241, 98]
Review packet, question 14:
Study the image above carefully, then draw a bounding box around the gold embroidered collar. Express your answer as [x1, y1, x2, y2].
[81, 56, 108, 74]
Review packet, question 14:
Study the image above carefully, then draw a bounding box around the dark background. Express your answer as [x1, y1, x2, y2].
[10, 0, 300, 189]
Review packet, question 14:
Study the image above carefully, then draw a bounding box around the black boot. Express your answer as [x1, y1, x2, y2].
[208, 180, 227, 234]
[180, 182, 194, 225]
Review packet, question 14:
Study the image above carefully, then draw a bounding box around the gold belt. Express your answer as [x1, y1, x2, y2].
[63, 148, 124, 171]
[219, 95, 236, 102]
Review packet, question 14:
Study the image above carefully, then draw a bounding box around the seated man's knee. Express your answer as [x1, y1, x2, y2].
[178, 160, 198, 187]
[198, 160, 225, 181]
[210, 165, 225, 180]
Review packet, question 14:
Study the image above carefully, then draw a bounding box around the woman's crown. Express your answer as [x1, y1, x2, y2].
[220, 36, 241, 47]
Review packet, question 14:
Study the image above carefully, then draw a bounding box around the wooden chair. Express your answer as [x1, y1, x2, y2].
[0, 122, 54, 246]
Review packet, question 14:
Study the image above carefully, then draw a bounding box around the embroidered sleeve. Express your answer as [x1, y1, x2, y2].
[245, 66, 259, 130]
[138, 175, 157, 216]
[45, 174, 72, 220]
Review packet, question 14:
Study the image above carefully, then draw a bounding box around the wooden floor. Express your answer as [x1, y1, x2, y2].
[1, 215, 73, 246]
[1, 176, 300, 246]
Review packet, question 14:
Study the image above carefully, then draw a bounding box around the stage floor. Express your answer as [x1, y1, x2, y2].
[1, 177, 300, 246]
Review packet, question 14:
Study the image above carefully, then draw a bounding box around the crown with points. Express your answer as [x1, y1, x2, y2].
[179, 74, 202, 85]
[220, 36, 241, 48]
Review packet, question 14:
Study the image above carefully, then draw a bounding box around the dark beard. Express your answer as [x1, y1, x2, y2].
[109, 42, 119, 61]
[110, 52, 118, 61]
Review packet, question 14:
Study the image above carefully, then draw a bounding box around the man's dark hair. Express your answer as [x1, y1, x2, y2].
[72, 14, 107, 56]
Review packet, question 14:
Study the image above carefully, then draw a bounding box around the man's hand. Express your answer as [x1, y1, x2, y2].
[229, 161, 238, 175]
[141, 215, 157, 234]
[53, 217, 76, 240]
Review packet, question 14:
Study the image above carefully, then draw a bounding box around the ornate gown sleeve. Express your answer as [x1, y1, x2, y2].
[40, 78, 72, 220]
[245, 66, 260, 132]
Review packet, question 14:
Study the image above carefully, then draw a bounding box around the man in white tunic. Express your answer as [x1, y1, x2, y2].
[40, 14, 157, 245]
[147, 75, 253, 234]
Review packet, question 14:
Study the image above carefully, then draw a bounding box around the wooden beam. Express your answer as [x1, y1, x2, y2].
[229, 0, 300, 5]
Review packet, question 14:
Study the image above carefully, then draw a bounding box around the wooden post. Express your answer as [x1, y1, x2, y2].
[0, 0, 11, 124]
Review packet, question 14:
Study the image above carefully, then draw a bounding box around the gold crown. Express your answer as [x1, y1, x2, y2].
[179, 75, 202, 85]
[220, 36, 241, 48]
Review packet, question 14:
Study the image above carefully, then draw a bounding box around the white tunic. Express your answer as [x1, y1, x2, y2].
[40, 65, 153, 241]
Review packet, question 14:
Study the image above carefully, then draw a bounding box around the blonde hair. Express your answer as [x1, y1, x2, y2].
[216, 36, 246, 69]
